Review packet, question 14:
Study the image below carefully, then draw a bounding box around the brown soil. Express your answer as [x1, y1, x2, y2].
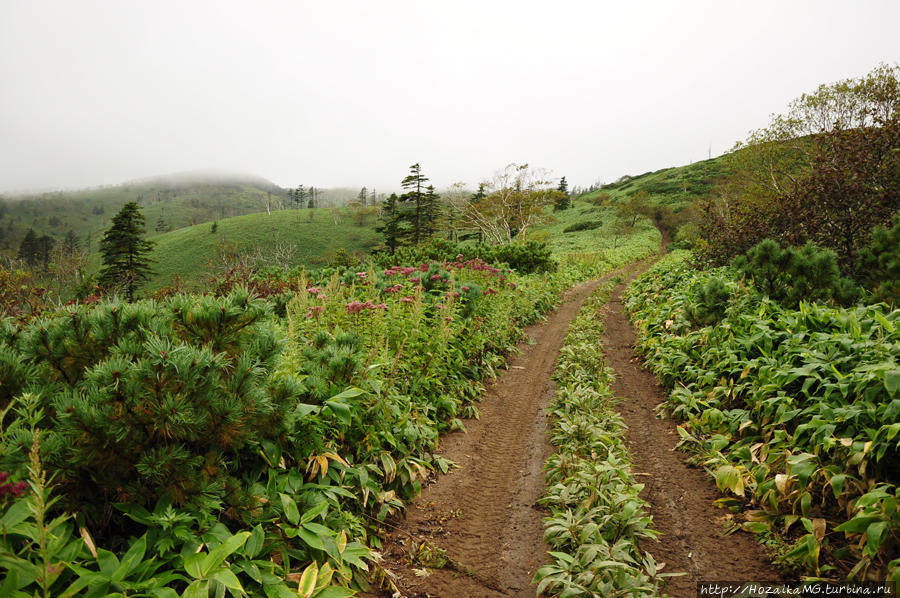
[370, 254, 781, 598]
[603, 271, 784, 597]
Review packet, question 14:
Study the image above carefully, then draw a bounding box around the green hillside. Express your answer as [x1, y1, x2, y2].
[0, 172, 285, 256]
[144, 206, 380, 291]
[581, 154, 730, 206]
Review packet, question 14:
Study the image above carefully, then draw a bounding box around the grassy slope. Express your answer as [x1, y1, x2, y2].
[580, 155, 730, 207]
[537, 199, 660, 255]
[145, 207, 380, 291]
[0, 178, 281, 254]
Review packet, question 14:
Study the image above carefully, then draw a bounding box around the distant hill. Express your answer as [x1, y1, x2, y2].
[142, 205, 381, 291]
[580, 155, 730, 206]
[0, 170, 292, 257]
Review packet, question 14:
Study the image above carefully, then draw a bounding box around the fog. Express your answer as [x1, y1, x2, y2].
[1, 0, 898, 194]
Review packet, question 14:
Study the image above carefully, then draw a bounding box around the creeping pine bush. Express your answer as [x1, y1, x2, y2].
[732, 239, 860, 308]
[685, 276, 733, 327]
[856, 212, 900, 306]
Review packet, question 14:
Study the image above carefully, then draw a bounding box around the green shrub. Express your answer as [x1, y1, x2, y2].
[562, 220, 603, 233]
[685, 276, 732, 326]
[732, 239, 860, 308]
[856, 212, 900, 306]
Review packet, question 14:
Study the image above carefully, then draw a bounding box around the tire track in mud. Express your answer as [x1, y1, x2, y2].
[371, 261, 651, 598]
[602, 270, 784, 597]
[372, 252, 782, 598]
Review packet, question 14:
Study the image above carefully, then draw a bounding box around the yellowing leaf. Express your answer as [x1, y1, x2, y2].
[80, 526, 98, 559]
[297, 561, 318, 598]
[812, 518, 827, 542]
[775, 474, 789, 495]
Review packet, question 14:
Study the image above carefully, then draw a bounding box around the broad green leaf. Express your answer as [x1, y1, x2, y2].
[280, 493, 300, 526]
[885, 370, 900, 394]
[313, 588, 355, 598]
[301, 522, 335, 538]
[245, 524, 265, 559]
[96, 548, 120, 576]
[866, 521, 888, 553]
[112, 533, 147, 581]
[151, 589, 180, 598]
[201, 531, 250, 577]
[329, 387, 364, 401]
[297, 528, 325, 551]
[211, 568, 243, 591]
[0, 499, 32, 531]
[182, 579, 209, 598]
[324, 401, 352, 425]
[340, 544, 370, 570]
[184, 552, 204, 579]
[829, 474, 847, 499]
[834, 515, 882, 534]
[300, 501, 328, 525]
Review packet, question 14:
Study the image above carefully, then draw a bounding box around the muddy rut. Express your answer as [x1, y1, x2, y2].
[373, 257, 779, 597]
[603, 272, 783, 596]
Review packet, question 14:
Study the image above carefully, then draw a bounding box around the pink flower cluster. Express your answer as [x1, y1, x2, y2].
[305, 305, 325, 319]
[0, 472, 27, 498]
[306, 286, 326, 299]
[399, 296, 414, 303]
[447, 257, 502, 275]
[383, 266, 420, 277]
[383, 284, 404, 293]
[483, 288, 498, 296]
[346, 300, 388, 314]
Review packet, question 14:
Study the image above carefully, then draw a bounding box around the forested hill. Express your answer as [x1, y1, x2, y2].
[0, 171, 286, 257]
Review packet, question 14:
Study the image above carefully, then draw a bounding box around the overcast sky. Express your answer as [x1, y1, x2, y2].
[2, 1, 898, 194]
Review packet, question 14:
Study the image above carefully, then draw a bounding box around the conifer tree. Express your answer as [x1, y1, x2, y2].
[399, 163, 441, 244]
[375, 193, 406, 254]
[98, 202, 155, 301]
[555, 176, 571, 211]
[419, 185, 442, 240]
[17, 228, 39, 268]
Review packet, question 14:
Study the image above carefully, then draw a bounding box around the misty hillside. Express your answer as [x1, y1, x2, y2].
[0, 172, 378, 257]
[141, 204, 381, 291]
[0, 171, 287, 255]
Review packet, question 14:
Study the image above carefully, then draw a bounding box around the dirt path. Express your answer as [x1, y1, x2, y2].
[372, 253, 781, 597]
[602, 272, 784, 597]
[371, 262, 649, 598]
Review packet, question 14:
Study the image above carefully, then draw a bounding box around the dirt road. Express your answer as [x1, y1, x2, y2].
[603, 274, 783, 597]
[373, 258, 780, 597]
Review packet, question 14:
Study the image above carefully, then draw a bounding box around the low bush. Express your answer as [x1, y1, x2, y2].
[562, 220, 603, 233]
[733, 239, 860, 308]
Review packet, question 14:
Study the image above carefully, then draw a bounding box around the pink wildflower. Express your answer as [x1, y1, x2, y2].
[430, 274, 443, 281]
[306, 286, 322, 295]
[400, 296, 414, 303]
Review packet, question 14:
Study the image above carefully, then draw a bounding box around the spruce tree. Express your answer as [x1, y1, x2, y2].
[420, 185, 442, 240]
[555, 176, 571, 211]
[98, 202, 155, 301]
[375, 193, 406, 254]
[400, 163, 438, 244]
[17, 228, 39, 268]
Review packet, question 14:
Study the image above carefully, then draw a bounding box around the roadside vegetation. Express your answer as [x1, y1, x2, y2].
[0, 169, 659, 597]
